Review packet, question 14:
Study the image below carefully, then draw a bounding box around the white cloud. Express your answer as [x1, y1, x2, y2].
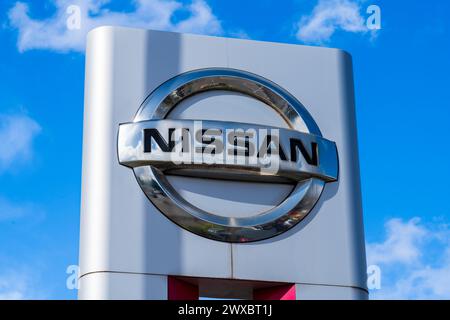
[367, 217, 450, 299]
[8, 0, 222, 53]
[0, 269, 47, 299]
[0, 272, 28, 299]
[375, 257, 450, 300]
[367, 218, 427, 266]
[173, 0, 221, 34]
[0, 197, 45, 223]
[0, 197, 29, 222]
[0, 113, 41, 173]
[296, 0, 367, 44]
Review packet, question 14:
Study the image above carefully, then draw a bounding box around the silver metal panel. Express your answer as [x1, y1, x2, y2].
[79, 26, 367, 299]
[227, 38, 367, 292]
[79, 27, 232, 288]
[295, 284, 367, 300]
[79, 272, 167, 300]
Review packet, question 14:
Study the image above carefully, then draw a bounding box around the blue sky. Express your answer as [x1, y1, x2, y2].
[0, 0, 449, 299]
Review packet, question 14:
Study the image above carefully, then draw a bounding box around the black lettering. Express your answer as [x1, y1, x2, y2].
[143, 128, 175, 153]
[196, 129, 222, 154]
[290, 139, 318, 165]
[257, 135, 287, 161]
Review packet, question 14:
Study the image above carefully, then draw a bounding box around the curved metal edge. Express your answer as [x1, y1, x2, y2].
[133, 68, 322, 136]
[134, 165, 325, 243]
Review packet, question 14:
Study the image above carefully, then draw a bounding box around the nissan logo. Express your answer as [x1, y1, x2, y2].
[118, 68, 338, 242]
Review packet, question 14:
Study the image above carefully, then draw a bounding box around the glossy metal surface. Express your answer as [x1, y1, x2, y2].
[118, 119, 338, 182]
[133, 68, 321, 136]
[117, 68, 339, 242]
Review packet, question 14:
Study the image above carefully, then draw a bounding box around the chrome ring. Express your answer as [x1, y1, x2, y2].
[120, 68, 337, 242]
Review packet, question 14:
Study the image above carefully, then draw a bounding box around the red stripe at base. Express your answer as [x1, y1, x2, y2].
[253, 284, 296, 300]
[168, 276, 199, 300]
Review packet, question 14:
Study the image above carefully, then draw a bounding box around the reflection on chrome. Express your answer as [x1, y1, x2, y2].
[117, 68, 339, 243]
